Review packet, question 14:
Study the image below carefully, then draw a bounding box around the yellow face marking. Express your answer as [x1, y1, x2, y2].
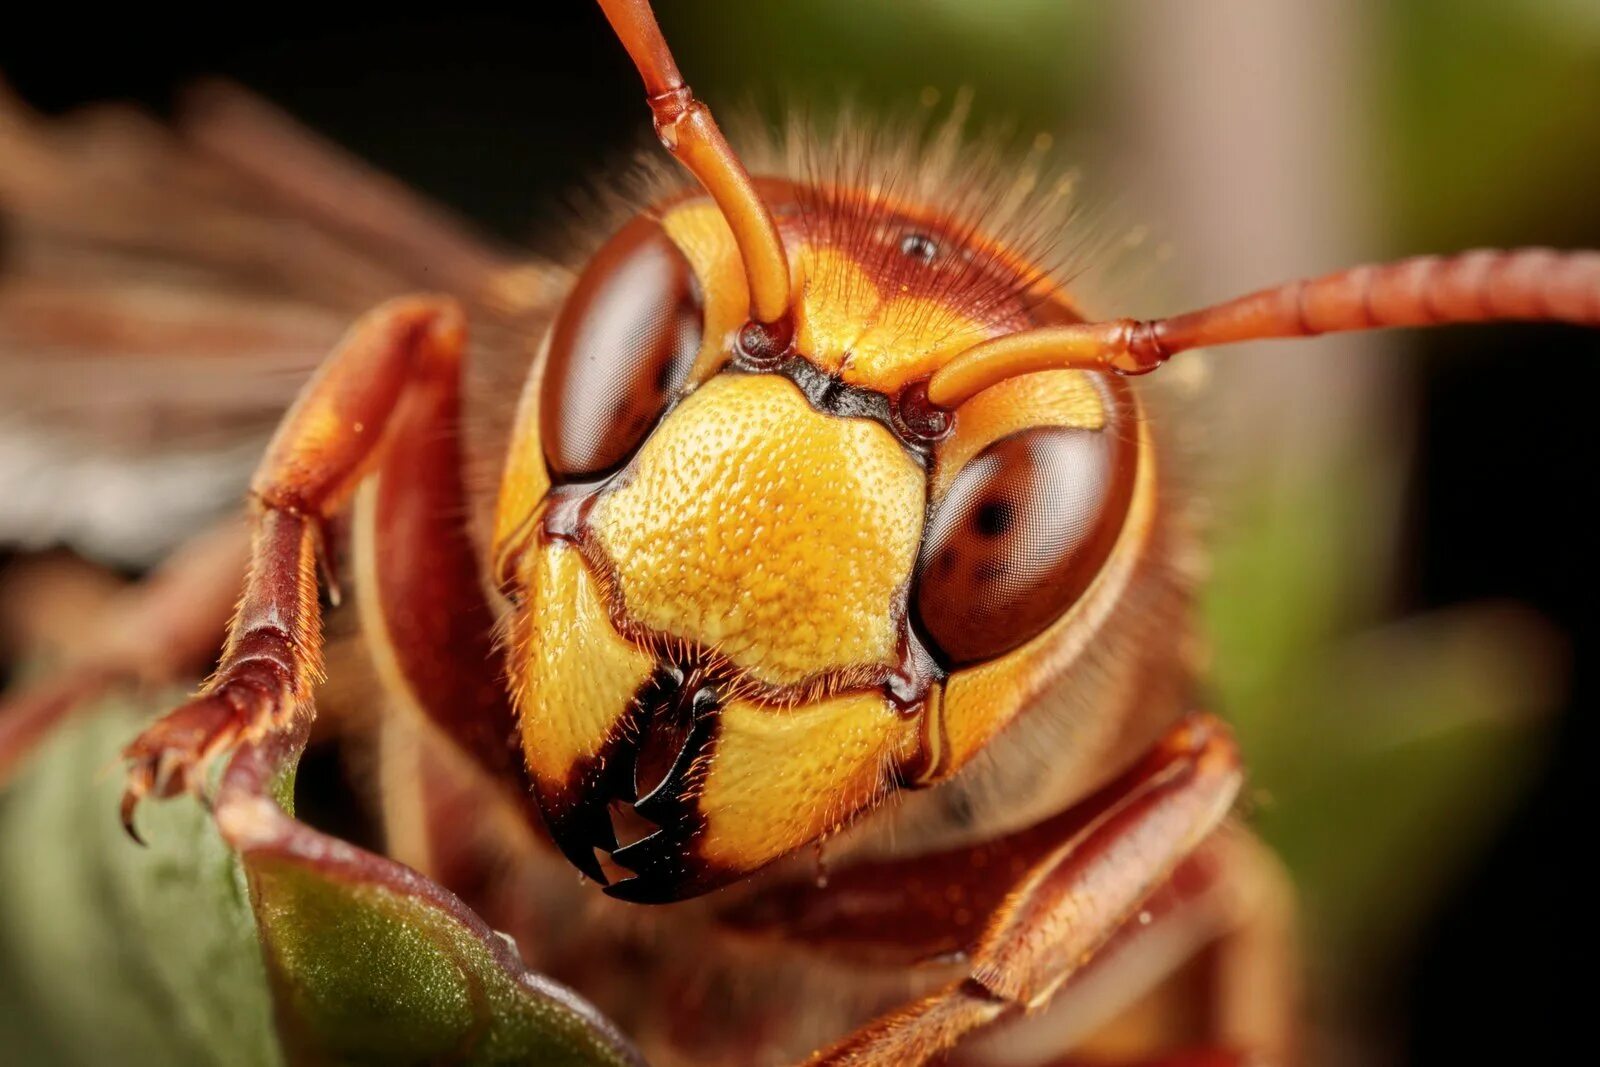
[590, 373, 924, 687]
[660, 201, 750, 386]
[932, 370, 1109, 500]
[491, 332, 553, 572]
[512, 541, 655, 784]
[696, 692, 919, 871]
[791, 244, 1001, 393]
[791, 246, 877, 374]
[841, 295, 990, 394]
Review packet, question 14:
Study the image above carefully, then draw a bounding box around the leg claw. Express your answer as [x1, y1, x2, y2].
[119, 690, 254, 841]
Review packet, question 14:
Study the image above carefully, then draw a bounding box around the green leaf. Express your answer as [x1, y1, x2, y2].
[0, 700, 281, 1067]
[0, 694, 643, 1067]
[249, 855, 631, 1067]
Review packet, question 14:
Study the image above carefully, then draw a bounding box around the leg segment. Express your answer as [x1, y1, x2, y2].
[348, 307, 539, 891]
[805, 713, 1242, 1067]
[0, 553, 124, 664]
[352, 346, 519, 782]
[120, 295, 465, 829]
[1203, 832, 1298, 1064]
[964, 828, 1297, 1066]
[0, 519, 248, 783]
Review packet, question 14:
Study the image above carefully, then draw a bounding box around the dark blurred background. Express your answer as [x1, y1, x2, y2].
[2, 2, 1595, 1063]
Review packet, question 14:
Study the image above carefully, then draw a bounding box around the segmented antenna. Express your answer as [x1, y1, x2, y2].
[928, 248, 1600, 408]
[595, 0, 792, 328]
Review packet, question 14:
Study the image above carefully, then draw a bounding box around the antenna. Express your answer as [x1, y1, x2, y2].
[929, 248, 1600, 408]
[595, 0, 792, 330]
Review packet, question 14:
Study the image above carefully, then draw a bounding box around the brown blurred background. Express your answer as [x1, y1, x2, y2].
[2, 2, 1596, 1063]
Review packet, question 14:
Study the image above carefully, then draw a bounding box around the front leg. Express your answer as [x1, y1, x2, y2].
[808, 713, 1243, 1067]
[121, 295, 465, 831]
[956, 827, 1298, 1066]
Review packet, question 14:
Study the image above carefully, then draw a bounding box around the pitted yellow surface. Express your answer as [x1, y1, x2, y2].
[512, 542, 654, 784]
[591, 374, 924, 687]
[696, 692, 919, 871]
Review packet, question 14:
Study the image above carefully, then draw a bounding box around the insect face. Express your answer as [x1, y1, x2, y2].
[497, 190, 1153, 902]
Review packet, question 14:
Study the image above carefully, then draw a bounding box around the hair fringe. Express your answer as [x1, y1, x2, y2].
[548, 94, 1122, 327]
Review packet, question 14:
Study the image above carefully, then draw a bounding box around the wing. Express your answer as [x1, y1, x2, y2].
[0, 79, 564, 565]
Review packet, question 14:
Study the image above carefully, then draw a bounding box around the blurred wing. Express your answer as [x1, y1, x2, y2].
[0, 79, 562, 565]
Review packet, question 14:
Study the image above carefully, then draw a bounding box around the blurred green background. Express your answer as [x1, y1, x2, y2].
[2, 2, 1596, 1064]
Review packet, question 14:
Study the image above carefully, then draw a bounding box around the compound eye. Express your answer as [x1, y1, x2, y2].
[914, 425, 1132, 666]
[541, 215, 704, 480]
